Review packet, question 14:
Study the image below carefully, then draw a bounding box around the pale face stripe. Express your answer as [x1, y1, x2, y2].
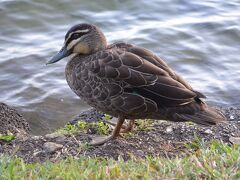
[65, 29, 90, 45]
[66, 37, 82, 50]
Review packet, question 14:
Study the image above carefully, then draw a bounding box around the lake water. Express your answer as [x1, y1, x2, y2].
[0, 0, 239, 135]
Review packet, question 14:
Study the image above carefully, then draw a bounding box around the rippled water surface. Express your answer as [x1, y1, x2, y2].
[0, 0, 240, 134]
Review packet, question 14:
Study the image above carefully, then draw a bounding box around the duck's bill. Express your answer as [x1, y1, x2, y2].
[46, 46, 71, 65]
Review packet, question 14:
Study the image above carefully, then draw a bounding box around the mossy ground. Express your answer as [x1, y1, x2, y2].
[0, 140, 239, 179]
[56, 120, 111, 135]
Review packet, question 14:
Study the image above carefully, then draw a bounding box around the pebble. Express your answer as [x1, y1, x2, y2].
[31, 136, 44, 141]
[45, 133, 60, 139]
[204, 129, 213, 134]
[165, 126, 173, 133]
[16, 130, 29, 141]
[45, 133, 66, 143]
[229, 136, 240, 144]
[55, 136, 67, 143]
[136, 150, 145, 157]
[43, 142, 63, 153]
[33, 150, 43, 157]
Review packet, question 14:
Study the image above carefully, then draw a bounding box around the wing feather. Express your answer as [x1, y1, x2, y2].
[86, 43, 203, 108]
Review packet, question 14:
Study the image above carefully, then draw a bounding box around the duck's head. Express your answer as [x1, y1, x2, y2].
[47, 23, 107, 64]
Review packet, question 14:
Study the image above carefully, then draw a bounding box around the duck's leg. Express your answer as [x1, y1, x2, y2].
[120, 119, 135, 133]
[90, 115, 125, 146]
[104, 119, 135, 133]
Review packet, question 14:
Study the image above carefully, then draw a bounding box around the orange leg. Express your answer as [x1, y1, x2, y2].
[104, 119, 135, 133]
[120, 119, 135, 133]
[90, 115, 125, 146]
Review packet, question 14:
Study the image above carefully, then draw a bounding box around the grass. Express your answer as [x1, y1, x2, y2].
[55, 118, 154, 136]
[0, 133, 16, 142]
[56, 120, 110, 135]
[0, 118, 239, 179]
[135, 119, 155, 131]
[0, 140, 239, 179]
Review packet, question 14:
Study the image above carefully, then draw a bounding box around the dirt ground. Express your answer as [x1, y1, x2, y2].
[0, 107, 240, 163]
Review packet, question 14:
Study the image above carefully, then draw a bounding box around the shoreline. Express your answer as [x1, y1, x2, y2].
[0, 105, 240, 163]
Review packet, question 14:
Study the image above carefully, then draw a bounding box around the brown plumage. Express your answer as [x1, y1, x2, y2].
[47, 23, 226, 145]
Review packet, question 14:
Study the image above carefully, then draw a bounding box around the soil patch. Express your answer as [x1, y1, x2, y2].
[0, 107, 240, 163]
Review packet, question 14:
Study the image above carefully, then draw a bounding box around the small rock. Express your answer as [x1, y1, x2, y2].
[16, 129, 29, 141]
[165, 126, 173, 133]
[45, 133, 66, 143]
[33, 150, 44, 157]
[204, 129, 213, 134]
[55, 136, 67, 143]
[229, 136, 240, 144]
[31, 136, 44, 141]
[45, 133, 60, 139]
[136, 150, 145, 157]
[43, 142, 63, 153]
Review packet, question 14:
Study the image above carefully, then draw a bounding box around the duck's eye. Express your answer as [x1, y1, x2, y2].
[72, 33, 81, 39]
[72, 32, 87, 39]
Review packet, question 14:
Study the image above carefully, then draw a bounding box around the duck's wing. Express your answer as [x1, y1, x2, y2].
[87, 44, 202, 108]
[111, 43, 206, 98]
[124, 43, 204, 94]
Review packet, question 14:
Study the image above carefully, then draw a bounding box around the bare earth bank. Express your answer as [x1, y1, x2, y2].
[0, 106, 240, 163]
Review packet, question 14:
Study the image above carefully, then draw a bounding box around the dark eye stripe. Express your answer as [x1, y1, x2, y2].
[65, 32, 88, 46]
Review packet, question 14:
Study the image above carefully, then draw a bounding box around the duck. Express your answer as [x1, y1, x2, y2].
[47, 23, 226, 145]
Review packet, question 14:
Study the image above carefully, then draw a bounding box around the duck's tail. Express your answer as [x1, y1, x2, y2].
[174, 105, 226, 125]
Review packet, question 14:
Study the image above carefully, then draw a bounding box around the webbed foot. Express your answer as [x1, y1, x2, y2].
[89, 115, 125, 146]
